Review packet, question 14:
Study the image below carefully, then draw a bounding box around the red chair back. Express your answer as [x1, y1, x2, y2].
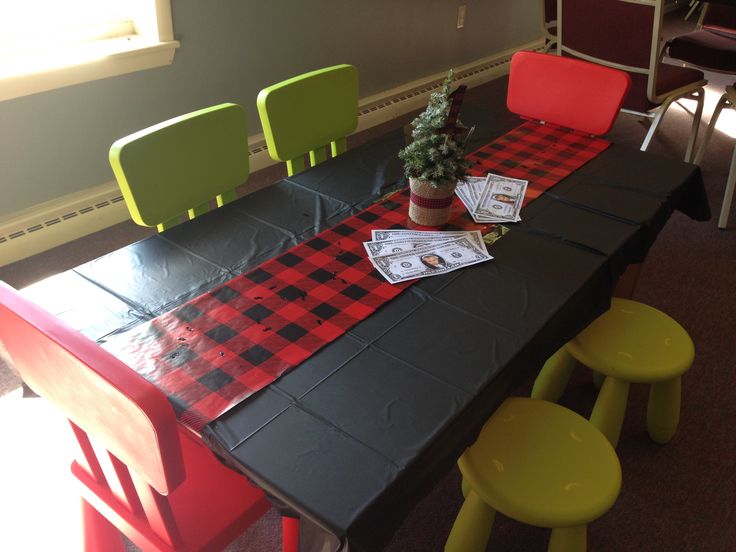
[0, 281, 184, 495]
[507, 51, 631, 135]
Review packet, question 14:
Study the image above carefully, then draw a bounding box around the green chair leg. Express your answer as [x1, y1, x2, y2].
[532, 346, 577, 402]
[461, 476, 470, 498]
[647, 376, 682, 444]
[445, 490, 496, 552]
[548, 525, 587, 552]
[592, 370, 605, 390]
[590, 377, 630, 447]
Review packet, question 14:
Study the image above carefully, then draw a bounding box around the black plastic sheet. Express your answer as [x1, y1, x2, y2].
[20, 99, 709, 552]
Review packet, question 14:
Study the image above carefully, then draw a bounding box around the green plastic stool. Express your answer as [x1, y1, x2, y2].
[257, 64, 358, 176]
[109, 103, 249, 232]
[446, 397, 621, 552]
[532, 298, 694, 447]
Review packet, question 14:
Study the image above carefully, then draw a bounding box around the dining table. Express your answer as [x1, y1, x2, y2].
[19, 88, 709, 551]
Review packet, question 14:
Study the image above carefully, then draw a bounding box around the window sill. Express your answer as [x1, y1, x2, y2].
[0, 38, 180, 102]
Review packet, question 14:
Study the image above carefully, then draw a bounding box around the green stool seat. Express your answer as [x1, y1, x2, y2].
[532, 298, 695, 446]
[446, 397, 621, 552]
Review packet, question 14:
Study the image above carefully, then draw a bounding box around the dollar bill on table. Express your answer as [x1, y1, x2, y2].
[455, 176, 486, 214]
[371, 229, 471, 241]
[364, 230, 485, 257]
[456, 173, 527, 223]
[366, 233, 493, 284]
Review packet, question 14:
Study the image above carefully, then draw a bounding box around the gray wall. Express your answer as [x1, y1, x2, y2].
[0, 0, 539, 217]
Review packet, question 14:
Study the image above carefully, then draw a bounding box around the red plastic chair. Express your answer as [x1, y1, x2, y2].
[507, 51, 631, 136]
[0, 281, 298, 552]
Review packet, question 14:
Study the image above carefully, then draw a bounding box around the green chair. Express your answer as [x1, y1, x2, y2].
[532, 298, 694, 447]
[446, 397, 621, 552]
[257, 64, 359, 176]
[109, 103, 249, 232]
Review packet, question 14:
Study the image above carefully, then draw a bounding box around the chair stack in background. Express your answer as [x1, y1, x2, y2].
[666, 1, 736, 228]
[541, 0, 558, 51]
[557, 0, 707, 160]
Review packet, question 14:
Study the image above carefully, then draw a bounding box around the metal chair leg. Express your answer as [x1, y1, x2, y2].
[718, 145, 736, 229]
[693, 93, 728, 165]
[685, 88, 705, 162]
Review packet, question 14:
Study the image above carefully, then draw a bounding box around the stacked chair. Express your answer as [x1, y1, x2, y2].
[257, 64, 359, 176]
[557, 0, 707, 160]
[541, 0, 558, 51]
[109, 103, 250, 232]
[0, 281, 300, 551]
[445, 52, 630, 552]
[666, 1, 736, 228]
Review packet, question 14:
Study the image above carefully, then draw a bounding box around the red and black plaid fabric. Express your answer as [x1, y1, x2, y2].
[466, 120, 611, 201]
[104, 121, 610, 434]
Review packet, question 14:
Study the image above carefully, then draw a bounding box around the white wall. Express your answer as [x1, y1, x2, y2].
[0, 0, 539, 218]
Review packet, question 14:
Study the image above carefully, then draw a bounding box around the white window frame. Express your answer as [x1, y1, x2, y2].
[0, 0, 180, 102]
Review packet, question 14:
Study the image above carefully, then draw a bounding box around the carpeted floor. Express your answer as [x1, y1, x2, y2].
[1, 9, 734, 551]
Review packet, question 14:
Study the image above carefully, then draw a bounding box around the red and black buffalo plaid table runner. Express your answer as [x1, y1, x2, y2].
[104, 121, 610, 433]
[466, 120, 611, 197]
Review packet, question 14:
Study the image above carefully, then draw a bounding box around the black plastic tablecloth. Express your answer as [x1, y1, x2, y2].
[20, 101, 708, 552]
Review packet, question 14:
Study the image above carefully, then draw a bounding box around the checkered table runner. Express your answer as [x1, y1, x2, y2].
[104, 121, 610, 433]
[467, 120, 611, 200]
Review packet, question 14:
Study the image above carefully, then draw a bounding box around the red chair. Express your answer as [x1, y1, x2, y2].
[507, 51, 631, 136]
[557, 0, 707, 160]
[0, 281, 298, 552]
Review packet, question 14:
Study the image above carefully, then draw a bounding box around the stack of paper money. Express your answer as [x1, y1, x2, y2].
[456, 173, 528, 223]
[363, 229, 493, 284]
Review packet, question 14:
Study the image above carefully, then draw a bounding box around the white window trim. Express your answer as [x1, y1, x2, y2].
[0, 0, 180, 102]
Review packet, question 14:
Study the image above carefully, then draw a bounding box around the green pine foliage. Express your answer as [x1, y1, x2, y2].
[399, 70, 472, 187]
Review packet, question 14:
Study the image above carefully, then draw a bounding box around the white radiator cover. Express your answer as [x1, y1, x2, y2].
[0, 39, 542, 267]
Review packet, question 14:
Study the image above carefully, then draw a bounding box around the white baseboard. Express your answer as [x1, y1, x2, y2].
[0, 183, 130, 267]
[0, 38, 542, 268]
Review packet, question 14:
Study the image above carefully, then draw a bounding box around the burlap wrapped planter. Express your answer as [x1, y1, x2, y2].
[408, 178, 457, 226]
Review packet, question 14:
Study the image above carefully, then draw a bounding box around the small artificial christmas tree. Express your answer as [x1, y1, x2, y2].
[399, 70, 473, 188]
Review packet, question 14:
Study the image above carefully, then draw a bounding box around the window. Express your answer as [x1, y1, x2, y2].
[0, 0, 179, 101]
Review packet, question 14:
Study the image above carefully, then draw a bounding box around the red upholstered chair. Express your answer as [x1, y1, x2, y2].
[508, 51, 631, 136]
[666, 2, 736, 228]
[0, 281, 297, 552]
[557, 0, 707, 160]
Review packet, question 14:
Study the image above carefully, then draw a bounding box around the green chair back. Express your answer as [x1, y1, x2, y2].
[109, 103, 249, 232]
[257, 64, 359, 176]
